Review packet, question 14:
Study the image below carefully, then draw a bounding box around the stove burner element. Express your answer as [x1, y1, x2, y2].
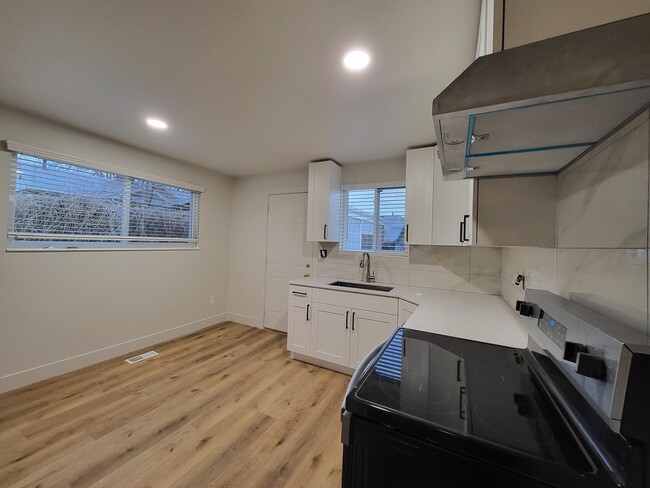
[473, 365, 534, 393]
[376, 374, 458, 416]
[474, 400, 555, 449]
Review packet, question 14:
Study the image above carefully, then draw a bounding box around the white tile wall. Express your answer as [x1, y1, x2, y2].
[500, 247, 557, 310]
[316, 245, 501, 295]
[557, 248, 648, 336]
[556, 115, 649, 249]
[501, 109, 650, 341]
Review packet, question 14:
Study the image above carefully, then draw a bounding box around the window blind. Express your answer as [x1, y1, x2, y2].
[340, 187, 406, 253]
[8, 153, 200, 249]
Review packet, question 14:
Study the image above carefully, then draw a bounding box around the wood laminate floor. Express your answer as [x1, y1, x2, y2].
[0, 322, 349, 488]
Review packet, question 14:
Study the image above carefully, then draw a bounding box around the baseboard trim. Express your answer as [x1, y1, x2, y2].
[227, 313, 261, 329]
[290, 352, 354, 376]
[0, 313, 228, 394]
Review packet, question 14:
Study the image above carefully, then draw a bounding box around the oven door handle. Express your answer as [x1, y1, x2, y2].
[459, 386, 467, 420]
[343, 341, 385, 411]
[341, 341, 386, 446]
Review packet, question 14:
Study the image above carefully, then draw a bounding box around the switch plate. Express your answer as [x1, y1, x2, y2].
[209, 296, 215, 305]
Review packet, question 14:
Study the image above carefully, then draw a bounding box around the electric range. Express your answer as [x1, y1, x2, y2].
[341, 290, 650, 487]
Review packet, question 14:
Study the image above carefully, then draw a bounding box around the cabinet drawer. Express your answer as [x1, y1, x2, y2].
[289, 285, 312, 301]
[312, 288, 397, 315]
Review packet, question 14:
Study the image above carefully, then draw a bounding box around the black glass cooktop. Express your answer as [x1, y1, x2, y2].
[352, 328, 593, 471]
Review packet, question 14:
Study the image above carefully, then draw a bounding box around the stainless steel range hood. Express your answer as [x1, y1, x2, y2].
[432, 14, 650, 180]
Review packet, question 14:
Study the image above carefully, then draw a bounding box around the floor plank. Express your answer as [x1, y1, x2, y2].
[0, 322, 349, 488]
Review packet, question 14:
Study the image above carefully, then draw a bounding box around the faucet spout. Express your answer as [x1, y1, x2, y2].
[360, 252, 375, 283]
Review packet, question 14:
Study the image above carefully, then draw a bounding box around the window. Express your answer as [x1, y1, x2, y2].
[7, 152, 201, 249]
[340, 186, 406, 253]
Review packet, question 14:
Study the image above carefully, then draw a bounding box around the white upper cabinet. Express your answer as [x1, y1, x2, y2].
[432, 148, 477, 246]
[405, 147, 435, 245]
[306, 160, 341, 242]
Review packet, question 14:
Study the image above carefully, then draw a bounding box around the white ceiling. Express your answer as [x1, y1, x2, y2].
[0, 0, 481, 176]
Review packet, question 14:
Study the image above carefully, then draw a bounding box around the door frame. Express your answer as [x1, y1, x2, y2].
[261, 187, 314, 331]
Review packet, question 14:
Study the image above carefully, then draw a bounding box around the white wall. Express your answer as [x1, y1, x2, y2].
[501, 110, 650, 341]
[227, 168, 310, 328]
[504, 0, 650, 48]
[0, 105, 233, 392]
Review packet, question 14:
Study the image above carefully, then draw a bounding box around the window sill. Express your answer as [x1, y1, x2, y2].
[6, 246, 201, 252]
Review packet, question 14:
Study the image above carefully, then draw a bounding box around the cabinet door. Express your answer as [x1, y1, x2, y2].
[432, 148, 476, 246]
[398, 300, 418, 326]
[287, 299, 311, 355]
[405, 147, 434, 245]
[306, 160, 341, 242]
[349, 309, 397, 369]
[310, 302, 350, 366]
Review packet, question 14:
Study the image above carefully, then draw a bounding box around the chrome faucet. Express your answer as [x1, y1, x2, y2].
[360, 252, 375, 283]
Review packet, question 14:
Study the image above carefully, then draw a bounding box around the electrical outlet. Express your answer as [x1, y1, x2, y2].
[209, 296, 215, 305]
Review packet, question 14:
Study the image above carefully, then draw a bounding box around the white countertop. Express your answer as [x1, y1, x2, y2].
[290, 277, 528, 349]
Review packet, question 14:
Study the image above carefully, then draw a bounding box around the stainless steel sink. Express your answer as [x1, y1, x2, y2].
[328, 281, 394, 292]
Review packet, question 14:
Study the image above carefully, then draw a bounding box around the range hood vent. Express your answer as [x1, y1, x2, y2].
[432, 14, 650, 180]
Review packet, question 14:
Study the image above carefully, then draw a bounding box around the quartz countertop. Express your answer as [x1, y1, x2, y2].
[290, 276, 528, 348]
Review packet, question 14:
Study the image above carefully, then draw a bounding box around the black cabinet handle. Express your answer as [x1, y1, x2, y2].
[292, 291, 307, 297]
[462, 215, 470, 242]
[405, 224, 409, 243]
[459, 220, 465, 243]
[456, 359, 462, 382]
[351, 312, 356, 331]
[345, 311, 349, 329]
[306, 304, 310, 321]
[323, 224, 327, 240]
[459, 386, 467, 420]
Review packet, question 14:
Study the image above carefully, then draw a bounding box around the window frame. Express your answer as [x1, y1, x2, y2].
[5, 142, 204, 252]
[339, 181, 407, 256]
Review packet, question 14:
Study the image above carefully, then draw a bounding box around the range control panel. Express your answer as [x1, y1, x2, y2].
[538, 313, 568, 351]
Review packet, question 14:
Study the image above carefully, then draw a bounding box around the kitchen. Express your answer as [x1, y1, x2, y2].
[0, 1, 648, 486]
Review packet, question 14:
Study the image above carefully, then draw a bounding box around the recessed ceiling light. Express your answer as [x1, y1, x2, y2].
[343, 49, 371, 71]
[146, 118, 168, 130]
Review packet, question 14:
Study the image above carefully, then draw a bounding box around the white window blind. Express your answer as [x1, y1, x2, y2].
[340, 186, 406, 253]
[7, 153, 200, 249]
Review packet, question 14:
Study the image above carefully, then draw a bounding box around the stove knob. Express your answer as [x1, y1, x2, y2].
[576, 353, 606, 380]
[563, 342, 588, 363]
[516, 301, 533, 317]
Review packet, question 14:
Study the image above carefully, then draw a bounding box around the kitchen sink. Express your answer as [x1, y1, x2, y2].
[328, 281, 394, 293]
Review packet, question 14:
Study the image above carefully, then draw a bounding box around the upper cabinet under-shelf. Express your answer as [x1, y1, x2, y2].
[306, 160, 341, 242]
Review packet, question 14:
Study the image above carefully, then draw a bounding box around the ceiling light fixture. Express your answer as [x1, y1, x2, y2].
[146, 117, 168, 130]
[343, 49, 371, 71]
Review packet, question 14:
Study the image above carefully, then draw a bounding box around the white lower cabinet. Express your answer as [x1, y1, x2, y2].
[349, 309, 397, 368]
[287, 298, 311, 355]
[288, 287, 398, 370]
[398, 299, 418, 326]
[310, 303, 351, 366]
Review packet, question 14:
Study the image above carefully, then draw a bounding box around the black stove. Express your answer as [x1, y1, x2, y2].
[342, 291, 650, 488]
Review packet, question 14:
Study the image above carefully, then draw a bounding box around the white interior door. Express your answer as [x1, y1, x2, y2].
[264, 193, 313, 332]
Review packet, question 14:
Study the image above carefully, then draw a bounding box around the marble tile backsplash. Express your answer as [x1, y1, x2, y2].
[501, 110, 650, 341]
[316, 245, 501, 295]
[556, 116, 649, 249]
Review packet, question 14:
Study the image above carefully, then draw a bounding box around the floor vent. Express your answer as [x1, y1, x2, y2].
[125, 351, 159, 364]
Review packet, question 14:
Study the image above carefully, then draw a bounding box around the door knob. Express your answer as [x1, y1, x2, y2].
[306, 263, 310, 268]
[304, 273, 310, 278]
